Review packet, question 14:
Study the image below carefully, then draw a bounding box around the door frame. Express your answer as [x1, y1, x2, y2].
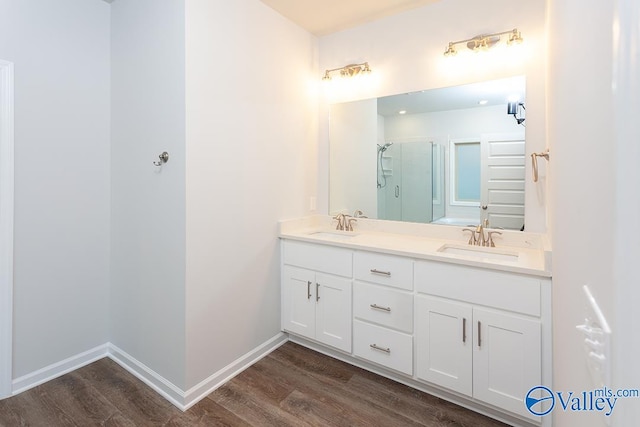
[0, 59, 14, 399]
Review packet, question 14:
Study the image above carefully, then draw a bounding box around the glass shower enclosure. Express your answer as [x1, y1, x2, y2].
[377, 141, 445, 223]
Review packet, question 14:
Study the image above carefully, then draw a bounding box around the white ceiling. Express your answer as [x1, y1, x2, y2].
[101, 1, 439, 35]
[377, 76, 526, 117]
[258, 0, 441, 36]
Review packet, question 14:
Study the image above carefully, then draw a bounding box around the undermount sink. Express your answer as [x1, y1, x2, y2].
[437, 244, 519, 262]
[308, 231, 359, 240]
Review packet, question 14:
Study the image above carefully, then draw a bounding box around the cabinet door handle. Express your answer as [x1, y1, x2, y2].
[370, 269, 391, 276]
[316, 283, 320, 302]
[307, 281, 312, 300]
[370, 304, 391, 312]
[462, 318, 467, 343]
[478, 321, 482, 348]
[370, 344, 391, 354]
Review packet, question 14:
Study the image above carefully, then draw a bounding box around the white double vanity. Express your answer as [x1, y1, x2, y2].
[279, 215, 552, 427]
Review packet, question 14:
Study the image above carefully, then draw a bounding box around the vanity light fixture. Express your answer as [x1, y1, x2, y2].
[322, 62, 371, 81]
[444, 28, 523, 57]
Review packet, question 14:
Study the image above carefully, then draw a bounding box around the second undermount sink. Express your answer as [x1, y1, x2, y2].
[308, 231, 359, 240]
[437, 244, 519, 262]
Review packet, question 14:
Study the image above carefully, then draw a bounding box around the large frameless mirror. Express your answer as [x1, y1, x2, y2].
[329, 75, 526, 230]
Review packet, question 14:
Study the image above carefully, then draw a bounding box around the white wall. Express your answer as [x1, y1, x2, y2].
[184, 0, 319, 389]
[547, 1, 624, 426]
[318, 0, 548, 232]
[329, 99, 377, 216]
[549, 1, 640, 426]
[111, 0, 187, 389]
[612, 1, 640, 425]
[0, 0, 111, 378]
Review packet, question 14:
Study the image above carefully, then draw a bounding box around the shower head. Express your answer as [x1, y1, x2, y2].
[377, 142, 393, 153]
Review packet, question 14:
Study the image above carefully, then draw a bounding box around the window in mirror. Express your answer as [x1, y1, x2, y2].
[452, 140, 481, 205]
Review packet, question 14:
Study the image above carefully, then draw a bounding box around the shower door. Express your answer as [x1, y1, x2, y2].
[377, 141, 434, 223]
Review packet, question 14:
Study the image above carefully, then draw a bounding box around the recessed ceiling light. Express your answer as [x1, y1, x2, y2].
[478, 100, 488, 105]
[399, 110, 407, 115]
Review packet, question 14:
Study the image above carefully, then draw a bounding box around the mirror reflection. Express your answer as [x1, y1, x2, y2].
[329, 76, 527, 230]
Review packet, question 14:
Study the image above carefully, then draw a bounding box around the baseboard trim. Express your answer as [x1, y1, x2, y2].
[182, 332, 288, 410]
[9, 334, 288, 411]
[12, 343, 109, 395]
[107, 333, 287, 411]
[107, 343, 187, 409]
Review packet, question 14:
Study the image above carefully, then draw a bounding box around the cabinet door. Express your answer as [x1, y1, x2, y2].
[473, 308, 541, 421]
[315, 272, 352, 352]
[415, 295, 472, 396]
[282, 265, 316, 339]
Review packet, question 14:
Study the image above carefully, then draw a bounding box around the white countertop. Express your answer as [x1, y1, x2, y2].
[279, 215, 552, 278]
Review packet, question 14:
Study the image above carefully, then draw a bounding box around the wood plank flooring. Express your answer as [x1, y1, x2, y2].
[0, 342, 509, 426]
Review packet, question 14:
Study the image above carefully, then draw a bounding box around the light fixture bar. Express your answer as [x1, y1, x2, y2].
[444, 28, 523, 56]
[322, 62, 371, 81]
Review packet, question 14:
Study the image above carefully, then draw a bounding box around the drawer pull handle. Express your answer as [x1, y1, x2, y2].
[370, 304, 391, 313]
[316, 283, 320, 302]
[462, 318, 467, 343]
[478, 321, 482, 348]
[370, 344, 391, 354]
[307, 281, 312, 300]
[370, 269, 391, 276]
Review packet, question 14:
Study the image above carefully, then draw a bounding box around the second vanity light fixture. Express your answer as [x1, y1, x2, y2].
[322, 62, 371, 81]
[444, 28, 523, 56]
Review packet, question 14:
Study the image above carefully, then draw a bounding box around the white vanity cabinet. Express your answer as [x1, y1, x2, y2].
[352, 251, 414, 375]
[280, 235, 551, 426]
[415, 260, 544, 421]
[281, 241, 352, 353]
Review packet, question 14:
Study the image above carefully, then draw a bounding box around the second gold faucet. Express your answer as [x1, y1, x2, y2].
[463, 220, 502, 247]
[334, 213, 357, 231]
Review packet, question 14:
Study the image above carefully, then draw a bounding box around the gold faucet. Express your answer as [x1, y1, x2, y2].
[487, 230, 502, 247]
[476, 223, 487, 246]
[462, 228, 477, 245]
[465, 220, 500, 247]
[333, 213, 356, 231]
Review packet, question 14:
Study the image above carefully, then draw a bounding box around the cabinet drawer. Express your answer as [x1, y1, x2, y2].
[353, 319, 413, 375]
[414, 260, 541, 316]
[353, 282, 413, 333]
[354, 251, 413, 290]
[282, 240, 352, 277]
